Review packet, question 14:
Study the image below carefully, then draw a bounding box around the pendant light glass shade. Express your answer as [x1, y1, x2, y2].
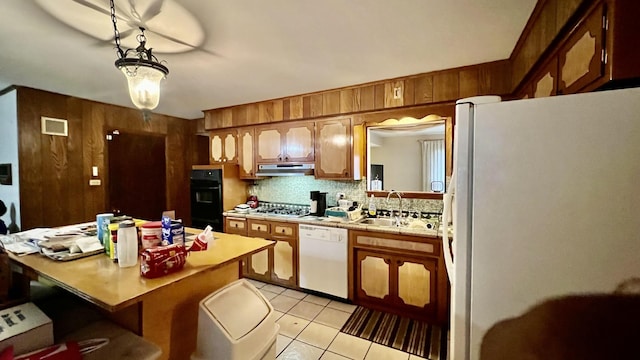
[110, 0, 168, 114]
[120, 65, 165, 111]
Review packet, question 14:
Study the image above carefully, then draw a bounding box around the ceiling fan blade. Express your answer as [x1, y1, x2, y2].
[95, 28, 136, 47]
[147, 29, 221, 56]
[70, 0, 127, 21]
[127, 0, 142, 22]
[141, 0, 165, 22]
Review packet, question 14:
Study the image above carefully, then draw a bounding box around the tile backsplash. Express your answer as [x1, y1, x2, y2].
[247, 176, 443, 214]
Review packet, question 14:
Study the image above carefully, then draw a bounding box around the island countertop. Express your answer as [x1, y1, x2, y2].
[9, 227, 274, 359]
[9, 229, 274, 312]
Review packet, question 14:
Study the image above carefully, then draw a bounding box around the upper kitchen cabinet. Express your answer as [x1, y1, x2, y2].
[531, 57, 559, 98]
[557, 2, 605, 95]
[237, 127, 257, 179]
[516, 0, 640, 97]
[255, 121, 315, 164]
[314, 118, 363, 180]
[209, 129, 238, 164]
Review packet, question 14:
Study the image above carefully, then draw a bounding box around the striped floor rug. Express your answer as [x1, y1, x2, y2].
[340, 306, 448, 359]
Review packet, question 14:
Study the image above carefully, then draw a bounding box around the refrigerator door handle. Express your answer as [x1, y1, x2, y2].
[442, 173, 455, 283]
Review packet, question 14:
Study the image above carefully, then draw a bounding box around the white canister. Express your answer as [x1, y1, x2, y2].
[141, 221, 162, 249]
[117, 220, 138, 268]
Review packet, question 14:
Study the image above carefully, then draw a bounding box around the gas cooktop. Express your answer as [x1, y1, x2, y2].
[252, 202, 311, 218]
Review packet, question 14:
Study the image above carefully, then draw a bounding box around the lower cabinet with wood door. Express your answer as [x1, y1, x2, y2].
[350, 230, 449, 324]
[244, 219, 298, 288]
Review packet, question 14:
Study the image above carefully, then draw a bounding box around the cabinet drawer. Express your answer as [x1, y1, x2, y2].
[224, 217, 247, 236]
[248, 220, 271, 237]
[228, 219, 246, 230]
[351, 230, 441, 257]
[271, 223, 296, 238]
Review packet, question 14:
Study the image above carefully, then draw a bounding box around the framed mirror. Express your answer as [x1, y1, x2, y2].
[364, 114, 453, 200]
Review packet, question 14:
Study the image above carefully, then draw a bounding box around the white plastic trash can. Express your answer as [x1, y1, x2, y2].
[191, 279, 279, 360]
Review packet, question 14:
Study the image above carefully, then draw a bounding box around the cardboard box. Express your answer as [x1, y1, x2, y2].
[0, 302, 53, 355]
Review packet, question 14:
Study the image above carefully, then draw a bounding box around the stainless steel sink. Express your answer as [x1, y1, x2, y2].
[358, 218, 397, 227]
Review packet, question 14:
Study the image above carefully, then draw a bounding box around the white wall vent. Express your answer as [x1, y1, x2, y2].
[41, 116, 68, 136]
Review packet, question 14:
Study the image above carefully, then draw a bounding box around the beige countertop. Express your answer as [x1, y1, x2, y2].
[9, 229, 274, 312]
[223, 211, 452, 238]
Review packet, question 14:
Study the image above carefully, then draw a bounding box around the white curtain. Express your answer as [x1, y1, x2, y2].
[421, 140, 445, 192]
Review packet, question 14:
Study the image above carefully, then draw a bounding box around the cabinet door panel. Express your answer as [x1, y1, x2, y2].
[210, 135, 223, 163]
[558, 3, 605, 94]
[238, 128, 255, 178]
[257, 128, 282, 162]
[224, 133, 237, 162]
[397, 259, 436, 308]
[359, 253, 390, 300]
[249, 250, 269, 277]
[284, 123, 314, 162]
[533, 57, 558, 98]
[272, 239, 294, 283]
[315, 118, 351, 179]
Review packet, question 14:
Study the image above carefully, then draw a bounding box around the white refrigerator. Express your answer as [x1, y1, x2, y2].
[442, 87, 640, 360]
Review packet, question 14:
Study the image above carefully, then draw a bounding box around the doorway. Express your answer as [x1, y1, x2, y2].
[107, 130, 167, 220]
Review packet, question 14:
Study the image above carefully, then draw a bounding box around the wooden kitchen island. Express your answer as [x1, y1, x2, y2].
[8, 229, 274, 360]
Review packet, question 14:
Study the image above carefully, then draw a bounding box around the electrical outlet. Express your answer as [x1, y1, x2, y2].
[89, 179, 101, 186]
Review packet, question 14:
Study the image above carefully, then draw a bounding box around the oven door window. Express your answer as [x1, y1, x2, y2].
[191, 180, 222, 217]
[195, 190, 214, 204]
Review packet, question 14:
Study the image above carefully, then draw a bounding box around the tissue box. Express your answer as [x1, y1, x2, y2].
[0, 302, 53, 355]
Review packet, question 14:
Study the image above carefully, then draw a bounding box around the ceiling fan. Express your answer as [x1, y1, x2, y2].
[35, 0, 217, 55]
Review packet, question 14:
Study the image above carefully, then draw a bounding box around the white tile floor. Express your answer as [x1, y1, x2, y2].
[247, 279, 429, 360]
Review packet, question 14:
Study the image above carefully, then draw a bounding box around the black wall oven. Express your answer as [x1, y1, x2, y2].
[190, 169, 223, 232]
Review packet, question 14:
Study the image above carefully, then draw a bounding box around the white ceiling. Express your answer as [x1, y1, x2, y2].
[0, 0, 536, 120]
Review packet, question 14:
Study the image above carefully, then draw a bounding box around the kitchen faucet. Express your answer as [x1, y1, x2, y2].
[386, 191, 404, 226]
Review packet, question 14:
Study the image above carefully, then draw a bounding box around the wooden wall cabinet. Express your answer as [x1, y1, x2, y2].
[209, 129, 238, 164]
[255, 121, 315, 164]
[244, 219, 298, 287]
[532, 57, 559, 98]
[237, 127, 257, 179]
[314, 118, 363, 180]
[351, 230, 448, 324]
[557, 2, 606, 94]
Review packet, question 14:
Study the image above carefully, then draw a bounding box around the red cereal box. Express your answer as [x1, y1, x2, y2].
[140, 244, 187, 279]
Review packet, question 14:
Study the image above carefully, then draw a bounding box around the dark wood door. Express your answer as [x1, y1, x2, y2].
[107, 131, 166, 220]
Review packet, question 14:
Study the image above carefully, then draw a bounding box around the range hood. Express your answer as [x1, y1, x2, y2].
[255, 164, 314, 177]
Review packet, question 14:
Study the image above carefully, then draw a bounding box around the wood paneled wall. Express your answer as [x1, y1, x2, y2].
[204, 60, 511, 130]
[16, 87, 200, 230]
[510, 0, 586, 89]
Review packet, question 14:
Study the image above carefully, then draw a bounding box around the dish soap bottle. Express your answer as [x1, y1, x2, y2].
[368, 194, 377, 218]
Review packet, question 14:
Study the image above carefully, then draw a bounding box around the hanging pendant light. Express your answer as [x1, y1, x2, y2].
[109, 0, 168, 114]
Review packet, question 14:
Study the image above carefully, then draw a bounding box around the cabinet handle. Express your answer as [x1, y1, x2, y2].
[284, 156, 289, 161]
[281, 229, 285, 233]
[234, 224, 238, 228]
[344, 172, 348, 176]
[278, 156, 282, 161]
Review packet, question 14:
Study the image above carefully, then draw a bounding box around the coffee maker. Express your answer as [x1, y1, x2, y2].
[310, 191, 327, 216]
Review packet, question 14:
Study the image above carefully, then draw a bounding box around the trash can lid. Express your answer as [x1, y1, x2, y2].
[201, 280, 272, 340]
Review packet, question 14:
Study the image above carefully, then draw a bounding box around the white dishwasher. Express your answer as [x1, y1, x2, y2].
[298, 224, 348, 299]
